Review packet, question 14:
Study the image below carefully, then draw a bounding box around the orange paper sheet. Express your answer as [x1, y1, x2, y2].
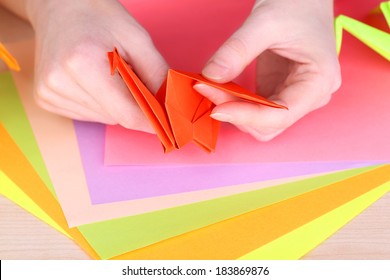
[108, 48, 286, 152]
[0, 124, 99, 260]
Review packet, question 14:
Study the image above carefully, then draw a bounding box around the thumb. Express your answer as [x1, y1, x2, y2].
[202, 4, 276, 83]
[119, 23, 169, 94]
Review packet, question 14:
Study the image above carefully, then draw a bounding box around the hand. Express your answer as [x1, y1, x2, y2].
[194, 0, 341, 141]
[27, 0, 168, 132]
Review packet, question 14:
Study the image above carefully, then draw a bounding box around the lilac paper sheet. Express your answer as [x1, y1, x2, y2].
[74, 121, 377, 204]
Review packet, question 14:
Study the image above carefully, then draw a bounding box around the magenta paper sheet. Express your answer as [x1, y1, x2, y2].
[105, 0, 390, 165]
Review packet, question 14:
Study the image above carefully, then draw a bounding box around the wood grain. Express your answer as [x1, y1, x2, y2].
[1, 193, 389, 260]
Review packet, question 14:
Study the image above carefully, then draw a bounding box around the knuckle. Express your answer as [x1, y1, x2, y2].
[34, 82, 53, 104]
[33, 94, 53, 112]
[266, 112, 292, 131]
[42, 70, 65, 93]
[255, 134, 276, 142]
[116, 111, 137, 129]
[330, 68, 342, 93]
[222, 36, 249, 63]
[131, 24, 153, 45]
[63, 39, 98, 73]
[322, 56, 342, 94]
[320, 94, 333, 108]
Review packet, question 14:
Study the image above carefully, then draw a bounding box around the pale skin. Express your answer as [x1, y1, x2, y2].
[0, 0, 341, 140]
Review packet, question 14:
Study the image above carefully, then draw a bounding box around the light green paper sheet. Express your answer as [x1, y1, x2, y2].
[335, 1, 390, 61]
[78, 166, 379, 259]
[239, 181, 390, 260]
[0, 72, 55, 195]
[0, 171, 69, 238]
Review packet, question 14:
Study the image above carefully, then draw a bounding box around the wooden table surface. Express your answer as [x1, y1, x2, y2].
[1, 6, 389, 260]
[1, 193, 390, 260]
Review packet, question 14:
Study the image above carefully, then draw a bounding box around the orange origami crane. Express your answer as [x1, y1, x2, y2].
[108, 48, 287, 153]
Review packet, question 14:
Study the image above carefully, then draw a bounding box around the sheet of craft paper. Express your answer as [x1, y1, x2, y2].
[0, 72, 54, 195]
[239, 180, 390, 260]
[111, 165, 390, 260]
[105, 0, 390, 165]
[1, 113, 381, 259]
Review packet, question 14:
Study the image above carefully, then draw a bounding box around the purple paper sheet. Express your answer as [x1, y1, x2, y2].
[74, 121, 378, 204]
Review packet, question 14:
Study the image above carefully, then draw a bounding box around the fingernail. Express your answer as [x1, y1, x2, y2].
[193, 83, 209, 93]
[210, 112, 233, 122]
[202, 60, 229, 81]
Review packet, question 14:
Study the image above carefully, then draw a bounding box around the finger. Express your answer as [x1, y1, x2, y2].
[37, 67, 115, 120]
[35, 98, 116, 124]
[34, 85, 117, 124]
[202, 5, 277, 83]
[210, 76, 332, 141]
[64, 43, 155, 133]
[193, 83, 239, 105]
[117, 23, 169, 94]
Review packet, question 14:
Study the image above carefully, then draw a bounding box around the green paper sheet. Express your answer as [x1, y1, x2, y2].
[239, 181, 390, 260]
[0, 72, 55, 195]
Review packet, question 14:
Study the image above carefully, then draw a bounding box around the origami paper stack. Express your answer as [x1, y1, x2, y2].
[1, 0, 389, 260]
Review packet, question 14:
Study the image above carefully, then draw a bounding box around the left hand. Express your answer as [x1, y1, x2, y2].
[194, 0, 341, 141]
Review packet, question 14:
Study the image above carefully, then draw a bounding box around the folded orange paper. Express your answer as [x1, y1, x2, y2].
[0, 42, 20, 71]
[108, 48, 287, 153]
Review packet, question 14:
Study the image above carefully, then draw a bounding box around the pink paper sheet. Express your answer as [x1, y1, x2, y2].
[106, 0, 390, 165]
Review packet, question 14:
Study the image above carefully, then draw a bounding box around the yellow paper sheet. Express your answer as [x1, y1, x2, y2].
[335, 1, 390, 60]
[239, 181, 390, 260]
